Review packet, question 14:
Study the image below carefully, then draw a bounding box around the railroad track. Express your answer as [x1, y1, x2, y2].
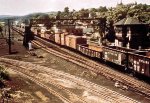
[33, 36, 150, 97]
[0, 64, 72, 103]
[12, 27, 150, 98]
[0, 62, 87, 103]
[0, 58, 139, 103]
[24, 59, 138, 103]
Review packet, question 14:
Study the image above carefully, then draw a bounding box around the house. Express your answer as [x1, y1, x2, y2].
[114, 17, 149, 49]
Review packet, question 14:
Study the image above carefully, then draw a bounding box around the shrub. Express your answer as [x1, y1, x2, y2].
[0, 66, 10, 80]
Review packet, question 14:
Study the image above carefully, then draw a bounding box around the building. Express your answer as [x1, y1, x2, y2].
[114, 17, 149, 49]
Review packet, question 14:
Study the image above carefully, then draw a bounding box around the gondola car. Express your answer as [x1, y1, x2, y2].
[102, 46, 137, 67]
[128, 53, 150, 77]
[103, 45, 150, 77]
[102, 46, 127, 66]
[77, 44, 102, 58]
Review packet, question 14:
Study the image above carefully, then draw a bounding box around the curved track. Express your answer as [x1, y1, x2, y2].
[0, 58, 139, 103]
[0, 62, 88, 103]
[0, 63, 75, 103]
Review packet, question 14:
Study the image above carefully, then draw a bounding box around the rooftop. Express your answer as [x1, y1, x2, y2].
[114, 17, 147, 26]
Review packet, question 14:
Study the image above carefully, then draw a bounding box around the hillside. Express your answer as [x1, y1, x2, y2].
[0, 15, 12, 19]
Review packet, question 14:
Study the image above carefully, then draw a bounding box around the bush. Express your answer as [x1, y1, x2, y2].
[0, 66, 10, 80]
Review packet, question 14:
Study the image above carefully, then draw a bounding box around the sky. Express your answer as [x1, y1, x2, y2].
[0, 0, 149, 16]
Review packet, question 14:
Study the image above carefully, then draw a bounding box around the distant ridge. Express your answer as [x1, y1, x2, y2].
[0, 11, 57, 20]
[0, 15, 13, 19]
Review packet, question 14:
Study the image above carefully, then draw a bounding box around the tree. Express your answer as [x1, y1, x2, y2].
[105, 19, 115, 42]
[64, 7, 69, 14]
[90, 8, 97, 12]
[98, 6, 108, 12]
[56, 11, 61, 19]
[98, 17, 107, 38]
[90, 11, 96, 18]
[112, 4, 129, 22]
[37, 14, 53, 29]
[37, 14, 50, 20]
[90, 8, 97, 18]
[79, 8, 89, 18]
[60, 7, 72, 19]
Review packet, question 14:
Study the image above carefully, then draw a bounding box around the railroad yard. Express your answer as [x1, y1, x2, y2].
[0, 1, 149, 103]
[0, 27, 149, 103]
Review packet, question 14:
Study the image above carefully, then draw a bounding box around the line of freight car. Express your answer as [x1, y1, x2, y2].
[30, 26, 105, 62]
[16, 26, 150, 79]
[74, 38, 150, 79]
[32, 28, 126, 72]
[34, 32, 102, 60]
[31, 27, 88, 50]
[34, 29, 104, 59]
[40, 29, 150, 79]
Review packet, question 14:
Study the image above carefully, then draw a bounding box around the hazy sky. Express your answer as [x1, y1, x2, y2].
[0, 0, 149, 16]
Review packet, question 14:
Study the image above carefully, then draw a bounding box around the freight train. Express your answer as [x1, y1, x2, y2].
[13, 23, 150, 78]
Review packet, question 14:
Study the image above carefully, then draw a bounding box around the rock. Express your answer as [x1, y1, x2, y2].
[83, 91, 89, 97]
[31, 53, 37, 56]
[90, 71, 98, 78]
[81, 71, 88, 77]
[122, 85, 128, 90]
[24, 55, 29, 58]
[29, 52, 37, 56]
[37, 55, 44, 58]
[36, 53, 47, 58]
[114, 81, 121, 88]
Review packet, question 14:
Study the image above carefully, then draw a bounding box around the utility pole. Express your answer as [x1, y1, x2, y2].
[8, 19, 11, 54]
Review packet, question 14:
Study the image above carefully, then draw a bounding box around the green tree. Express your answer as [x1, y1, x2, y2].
[56, 11, 61, 19]
[90, 8, 97, 18]
[98, 6, 108, 12]
[112, 4, 129, 22]
[37, 14, 50, 20]
[37, 14, 53, 29]
[64, 7, 69, 14]
[105, 19, 115, 42]
[79, 8, 89, 18]
[98, 17, 107, 38]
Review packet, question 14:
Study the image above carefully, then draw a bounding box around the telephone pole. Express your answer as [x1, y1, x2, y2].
[8, 19, 11, 54]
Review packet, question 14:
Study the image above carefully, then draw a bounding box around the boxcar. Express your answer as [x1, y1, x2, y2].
[55, 33, 61, 44]
[61, 32, 68, 45]
[65, 35, 87, 49]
